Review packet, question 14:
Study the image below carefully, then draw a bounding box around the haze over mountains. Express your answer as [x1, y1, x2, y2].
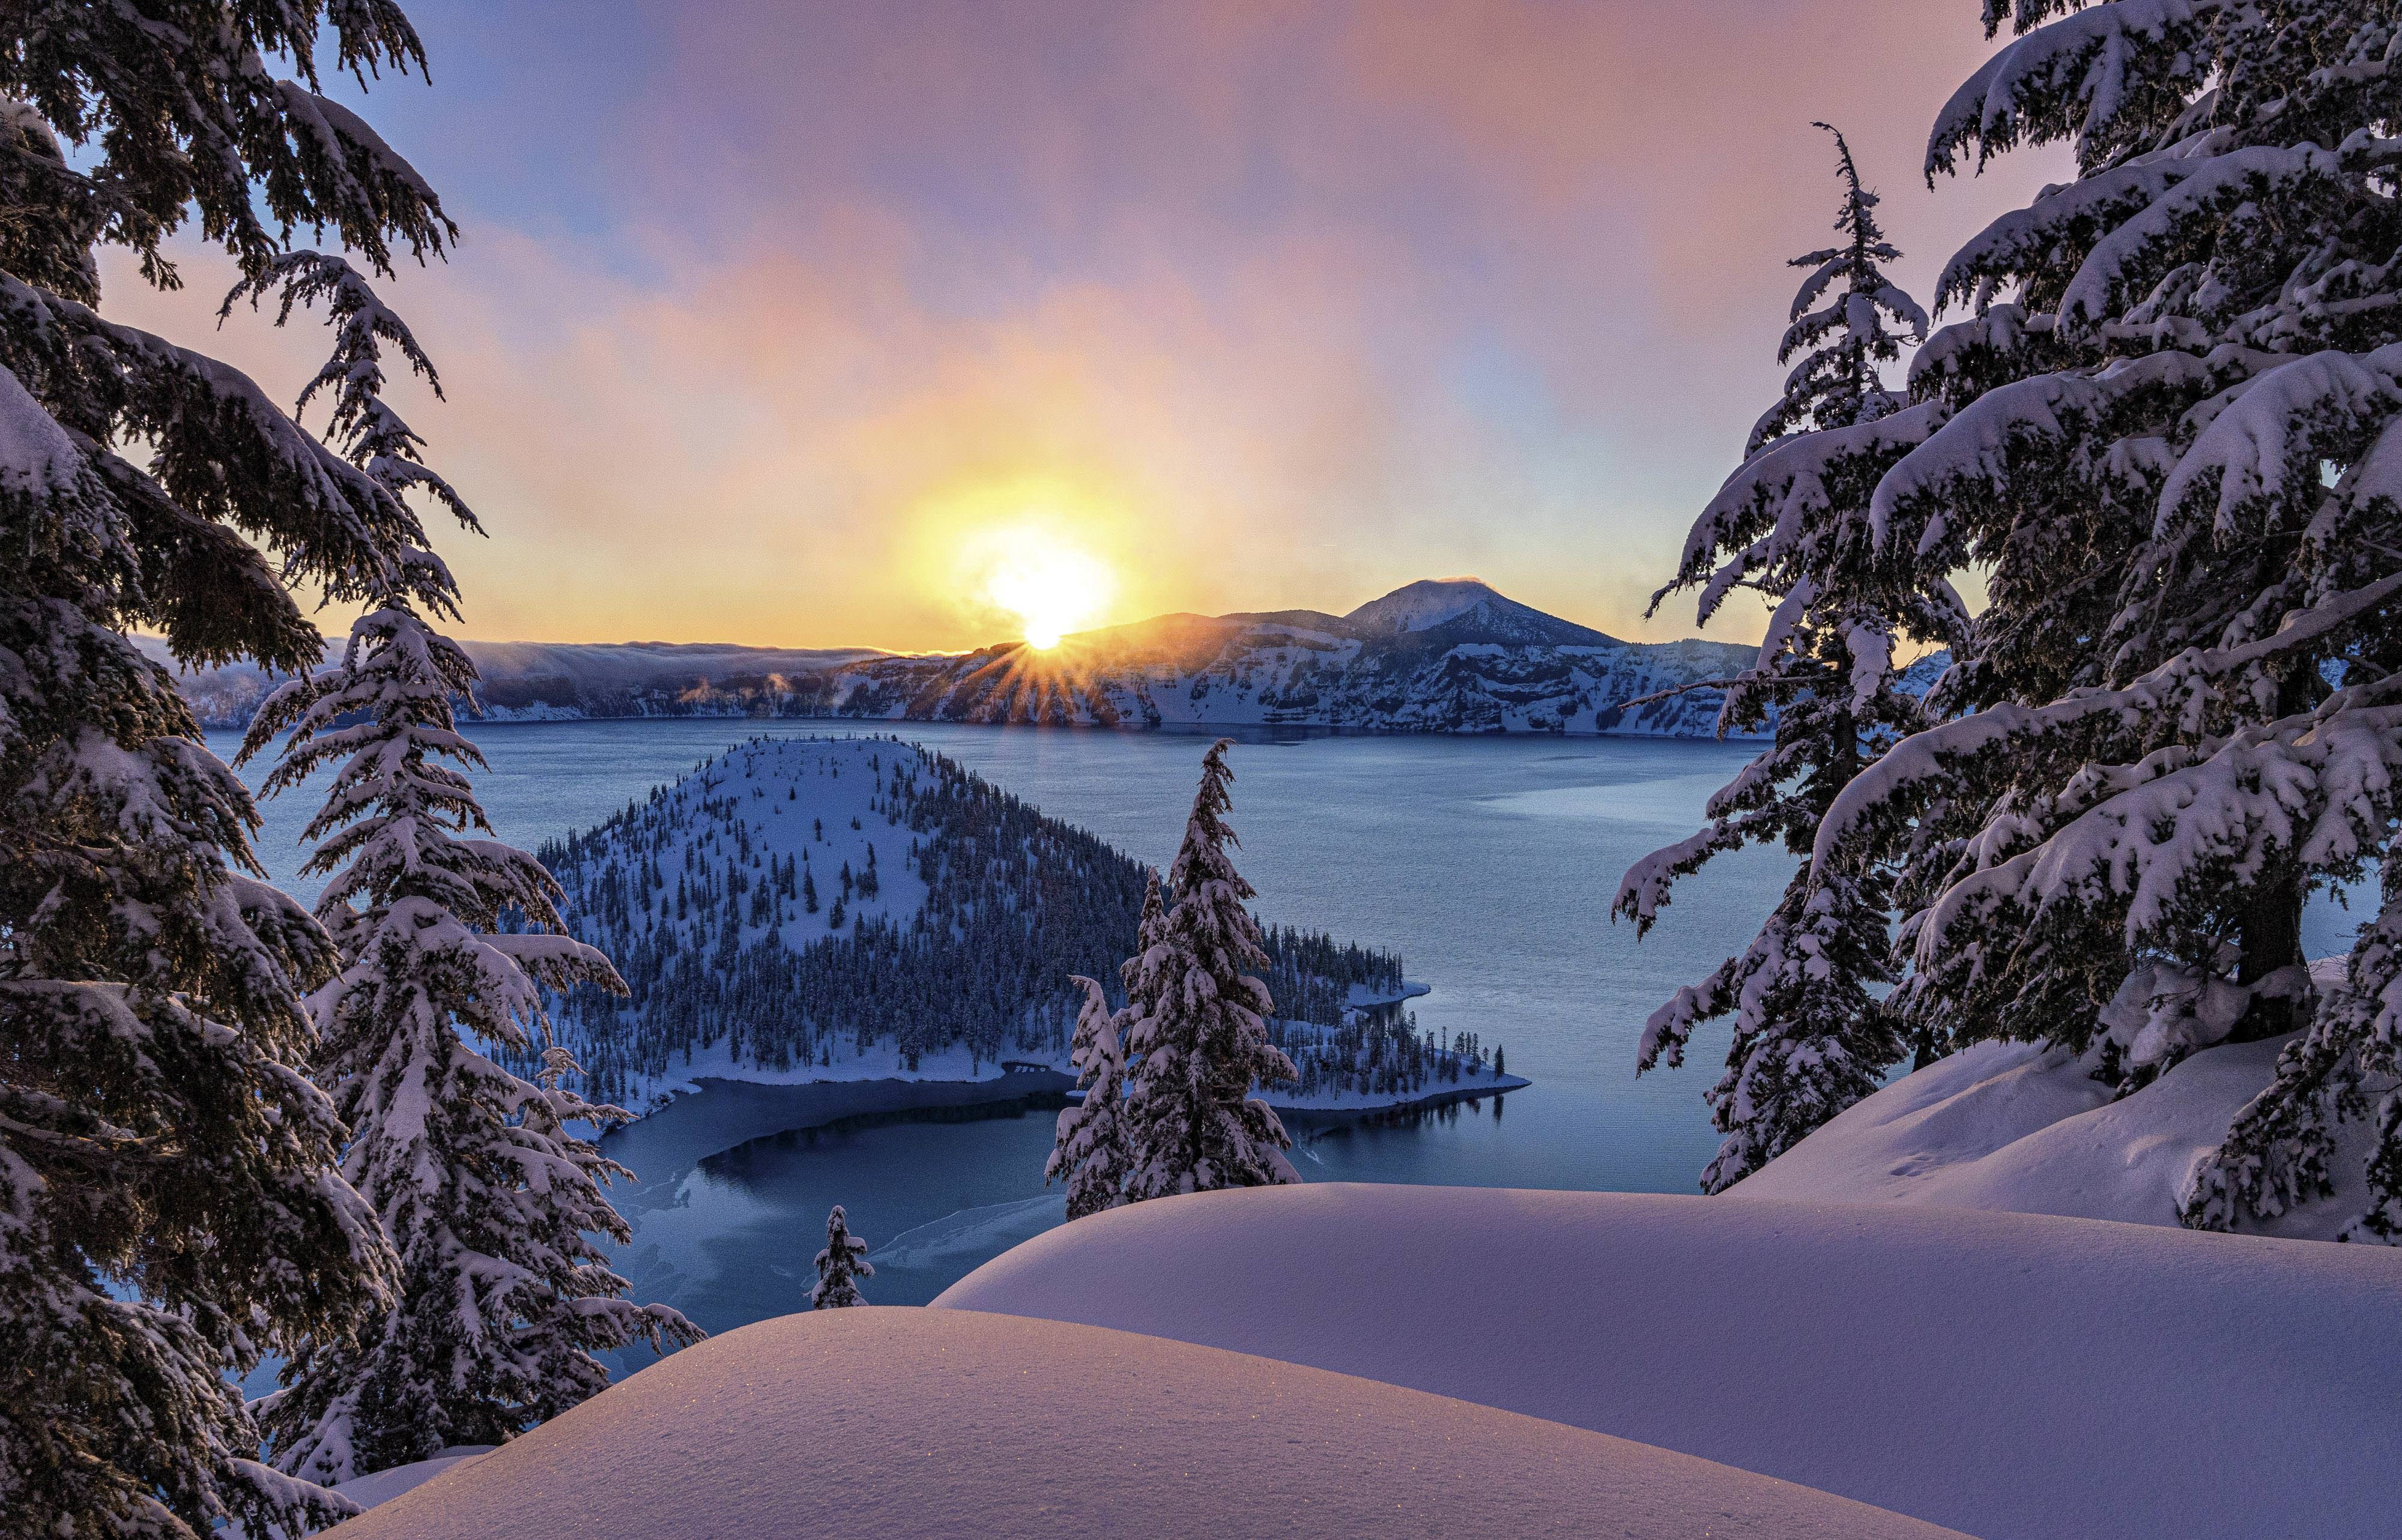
[156, 579, 1765, 737]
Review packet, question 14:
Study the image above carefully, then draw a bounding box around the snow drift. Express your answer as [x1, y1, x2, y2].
[327, 1307, 1958, 1539]
[1731, 1030, 2386, 1239]
[936, 1183, 2402, 1540]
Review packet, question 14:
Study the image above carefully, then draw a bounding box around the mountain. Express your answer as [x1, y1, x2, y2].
[1343, 576, 1593, 641]
[148, 580, 1767, 737]
[782, 579, 1758, 734]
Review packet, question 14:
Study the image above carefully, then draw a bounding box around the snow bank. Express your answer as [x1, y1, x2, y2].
[330, 1447, 492, 1511]
[936, 1183, 2402, 1540]
[1731, 1031, 2381, 1239]
[328, 1308, 1956, 1539]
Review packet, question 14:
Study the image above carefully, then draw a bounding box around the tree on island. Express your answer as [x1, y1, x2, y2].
[231, 251, 697, 1479]
[1121, 742, 1301, 1200]
[0, 6, 494, 1532]
[812, 1205, 873, 1308]
[1048, 973, 1133, 1218]
[1801, 1, 2402, 1241]
[1617, 123, 1943, 1191]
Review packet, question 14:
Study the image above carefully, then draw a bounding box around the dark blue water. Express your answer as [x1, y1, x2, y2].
[213, 720, 2373, 1337]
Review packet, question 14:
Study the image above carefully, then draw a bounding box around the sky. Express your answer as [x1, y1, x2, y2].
[107, 1, 2068, 653]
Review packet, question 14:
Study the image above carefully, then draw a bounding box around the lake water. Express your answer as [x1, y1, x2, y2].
[213, 719, 2371, 1340]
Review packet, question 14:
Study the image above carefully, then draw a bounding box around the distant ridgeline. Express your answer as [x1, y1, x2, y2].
[525, 737, 1476, 1108]
[149, 581, 1797, 737]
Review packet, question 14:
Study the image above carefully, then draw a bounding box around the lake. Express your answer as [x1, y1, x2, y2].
[213, 719, 2370, 1341]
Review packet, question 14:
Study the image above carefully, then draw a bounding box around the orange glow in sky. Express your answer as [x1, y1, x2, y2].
[95, 3, 2062, 655]
[910, 480, 1125, 650]
[982, 532, 1113, 648]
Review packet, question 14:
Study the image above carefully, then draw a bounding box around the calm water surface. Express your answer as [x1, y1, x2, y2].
[213, 720, 2370, 1339]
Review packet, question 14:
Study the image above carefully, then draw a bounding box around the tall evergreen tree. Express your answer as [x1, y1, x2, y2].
[228, 245, 696, 1482]
[1617, 124, 1948, 1191]
[242, 606, 701, 1479]
[811, 1204, 871, 1309]
[0, 7, 467, 1532]
[1812, 1, 2402, 1239]
[1046, 974, 1130, 1219]
[1121, 743, 1300, 1199]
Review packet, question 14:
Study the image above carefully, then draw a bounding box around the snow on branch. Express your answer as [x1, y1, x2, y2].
[1928, 0, 2217, 178]
[2158, 345, 2402, 537]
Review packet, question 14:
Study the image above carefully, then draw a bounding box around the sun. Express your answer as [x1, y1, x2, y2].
[981, 530, 1113, 649]
[908, 477, 1130, 649]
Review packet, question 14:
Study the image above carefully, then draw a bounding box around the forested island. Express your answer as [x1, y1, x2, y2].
[530, 737, 1513, 1111]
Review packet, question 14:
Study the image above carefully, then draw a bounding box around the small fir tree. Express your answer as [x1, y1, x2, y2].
[1047, 974, 1132, 1219]
[1617, 123, 1940, 1190]
[1744, 124, 1928, 455]
[237, 255, 698, 1482]
[1121, 743, 1301, 1198]
[812, 1204, 873, 1308]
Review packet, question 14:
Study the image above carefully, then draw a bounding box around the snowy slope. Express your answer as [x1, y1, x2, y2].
[328, 1448, 492, 1512]
[1729, 1029, 2386, 1240]
[327, 1308, 1960, 1540]
[1346, 576, 1520, 633]
[936, 1183, 2402, 1540]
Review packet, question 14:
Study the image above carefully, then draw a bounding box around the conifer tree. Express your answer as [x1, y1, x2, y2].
[1121, 742, 1301, 1198]
[811, 1204, 872, 1308]
[0, 8, 470, 1532]
[1617, 124, 1944, 1190]
[1047, 974, 1131, 1219]
[232, 254, 698, 1479]
[1808, 1, 2402, 1239]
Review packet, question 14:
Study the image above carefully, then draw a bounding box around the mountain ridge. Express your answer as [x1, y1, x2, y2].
[151, 579, 1767, 738]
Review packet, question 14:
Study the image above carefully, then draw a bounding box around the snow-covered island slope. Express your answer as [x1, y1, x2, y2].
[533, 736, 1519, 1115]
[154, 579, 1765, 735]
[328, 1308, 1959, 1540]
[936, 1183, 2402, 1540]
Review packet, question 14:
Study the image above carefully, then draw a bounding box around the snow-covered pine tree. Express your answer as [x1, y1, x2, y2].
[0, 8, 473, 1533]
[1806, 1, 2402, 1238]
[1121, 742, 1301, 1199]
[232, 255, 698, 1482]
[1615, 124, 1950, 1191]
[1046, 974, 1131, 1219]
[812, 1204, 872, 1308]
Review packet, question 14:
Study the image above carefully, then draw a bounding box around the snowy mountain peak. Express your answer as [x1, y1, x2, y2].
[1344, 578, 1502, 635]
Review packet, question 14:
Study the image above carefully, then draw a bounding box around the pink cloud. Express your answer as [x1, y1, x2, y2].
[100, 2, 2066, 651]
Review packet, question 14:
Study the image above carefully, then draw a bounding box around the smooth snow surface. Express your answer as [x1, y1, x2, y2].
[937, 1183, 2402, 1540]
[330, 1448, 493, 1511]
[1732, 1031, 2380, 1239]
[328, 1308, 1958, 1539]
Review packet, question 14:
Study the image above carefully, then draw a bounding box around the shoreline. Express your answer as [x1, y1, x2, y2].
[600, 1066, 1531, 1191]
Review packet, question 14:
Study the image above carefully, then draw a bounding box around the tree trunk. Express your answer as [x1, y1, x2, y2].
[2230, 663, 2322, 1043]
[2231, 873, 2307, 1042]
